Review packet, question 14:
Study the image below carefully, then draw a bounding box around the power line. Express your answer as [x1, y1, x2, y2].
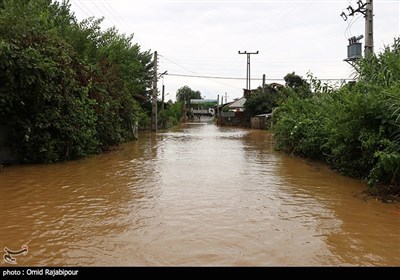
[99, 1, 130, 32]
[103, 2, 153, 50]
[166, 73, 352, 81]
[71, 1, 92, 18]
[76, 0, 308, 2]
[169, 73, 250, 80]
[70, 0, 152, 50]
[160, 54, 243, 89]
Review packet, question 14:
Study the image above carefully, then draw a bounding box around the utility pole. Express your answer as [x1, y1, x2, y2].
[225, 92, 227, 104]
[238, 51, 259, 91]
[158, 70, 167, 111]
[340, 0, 373, 57]
[262, 74, 266, 94]
[216, 94, 219, 126]
[161, 84, 165, 111]
[365, 0, 374, 57]
[151, 51, 158, 131]
[183, 97, 188, 122]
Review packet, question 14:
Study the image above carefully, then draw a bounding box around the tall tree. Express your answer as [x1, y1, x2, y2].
[244, 85, 281, 117]
[176, 85, 201, 102]
[284, 72, 308, 89]
[0, 0, 154, 163]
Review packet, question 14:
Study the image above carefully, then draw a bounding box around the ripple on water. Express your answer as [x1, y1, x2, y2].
[1, 124, 399, 266]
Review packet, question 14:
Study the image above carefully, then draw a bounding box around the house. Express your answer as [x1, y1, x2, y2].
[215, 83, 282, 127]
[216, 97, 247, 126]
[250, 113, 273, 129]
[226, 97, 246, 112]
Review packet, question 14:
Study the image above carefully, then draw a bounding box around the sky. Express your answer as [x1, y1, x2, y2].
[66, 0, 400, 102]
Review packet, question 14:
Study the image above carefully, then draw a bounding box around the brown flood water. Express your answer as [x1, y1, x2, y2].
[1, 121, 399, 266]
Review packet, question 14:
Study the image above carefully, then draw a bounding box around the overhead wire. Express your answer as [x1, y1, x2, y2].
[70, 1, 240, 84]
[71, 1, 93, 19]
[71, 0, 153, 50]
[69, 0, 354, 93]
[103, 1, 153, 50]
[256, 1, 313, 48]
[160, 54, 243, 89]
[99, 1, 130, 33]
[238, 1, 291, 51]
[344, 0, 353, 38]
[343, 0, 364, 39]
[166, 73, 352, 81]
[348, 14, 364, 37]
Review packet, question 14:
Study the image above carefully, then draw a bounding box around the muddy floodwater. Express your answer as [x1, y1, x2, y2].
[1, 121, 399, 266]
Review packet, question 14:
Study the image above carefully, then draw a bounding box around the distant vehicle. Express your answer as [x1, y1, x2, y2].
[191, 107, 215, 117]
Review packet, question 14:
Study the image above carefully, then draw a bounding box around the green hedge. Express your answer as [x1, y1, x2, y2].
[0, 0, 153, 163]
[273, 39, 400, 190]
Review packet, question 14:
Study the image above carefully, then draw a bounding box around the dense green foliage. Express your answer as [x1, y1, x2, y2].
[244, 72, 312, 118]
[273, 38, 400, 192]
[0, 0, 153, 163]
[243, 85, 282, 117]
[158, 101, 183, 129]
[284, 72, 309, 91]
[176, 85, 201, 103]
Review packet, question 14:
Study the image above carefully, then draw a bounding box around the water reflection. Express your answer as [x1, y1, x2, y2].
[1, 123, 399, 266]
[275, 149, 400, 266]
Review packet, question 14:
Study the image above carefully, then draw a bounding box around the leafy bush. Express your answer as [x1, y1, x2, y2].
[0, 0, 153, 163]
[272, 95, 329, 160]
[0, 32, 98, 162]
[244, 85, 283, 118]
[273, 38, 400, 191]
[158, 101, 183, 129]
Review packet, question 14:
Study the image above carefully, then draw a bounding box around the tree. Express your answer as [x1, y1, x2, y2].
[273, 38, 400, 192]
[0, 0, 153, 163]
[244, 85, 281, 118]
[176, 85, 201, 102]
[283, 72, 311, 98]
[284, 72, 306, 89]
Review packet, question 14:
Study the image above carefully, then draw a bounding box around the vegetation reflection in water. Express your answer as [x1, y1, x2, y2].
[1, 123, 399, 266]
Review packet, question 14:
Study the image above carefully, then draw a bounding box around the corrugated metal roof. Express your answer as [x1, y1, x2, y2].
[228, 97, 246, 108]
[255, 113, 273, 118]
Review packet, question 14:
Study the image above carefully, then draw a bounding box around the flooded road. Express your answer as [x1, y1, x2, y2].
[1, 121, 399, 266]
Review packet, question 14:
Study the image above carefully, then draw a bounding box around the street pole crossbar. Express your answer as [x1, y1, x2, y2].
[238, 51, 259, 91]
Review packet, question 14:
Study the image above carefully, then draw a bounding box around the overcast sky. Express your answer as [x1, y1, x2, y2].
[67, 0, 400, 102]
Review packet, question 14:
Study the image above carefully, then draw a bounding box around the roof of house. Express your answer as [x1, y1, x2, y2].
[228, 97, 246, 109]
[255, 113, 273, 118]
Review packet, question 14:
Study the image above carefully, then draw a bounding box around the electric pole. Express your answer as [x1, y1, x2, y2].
[152, 51, 158, 131]
[340, 0, 374, 57]
[238, 51, 259, 91]
[158, 70, 167, 111]
[161, 84, 165, 111]
[365, 0, 373, 57]
[216, 94, 220, 126]
[262, 74, 266, 94]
